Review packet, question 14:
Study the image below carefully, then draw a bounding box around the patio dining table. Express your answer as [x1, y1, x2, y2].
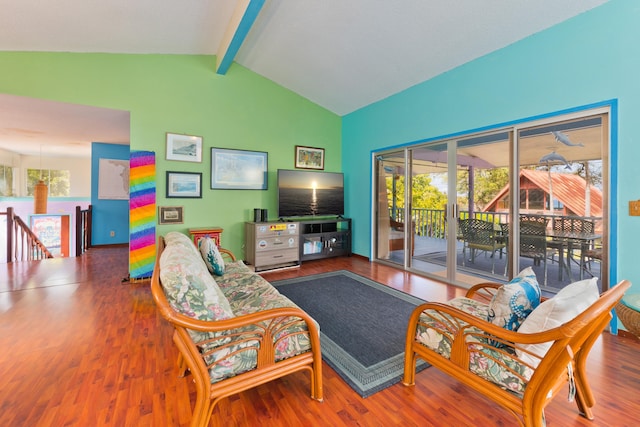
[546, 230, 602, 282]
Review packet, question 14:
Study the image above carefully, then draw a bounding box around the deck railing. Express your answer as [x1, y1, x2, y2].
[390, 208, 600, 239]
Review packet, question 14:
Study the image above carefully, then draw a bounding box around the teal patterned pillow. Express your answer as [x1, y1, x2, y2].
[199, 237, 226, 276]
[487, 267, 541, 332]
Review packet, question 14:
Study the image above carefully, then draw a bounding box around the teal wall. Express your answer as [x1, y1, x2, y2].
[91, 142, 130, 245]
[0, 53, 341, 258]
[343, 0, 639, 293]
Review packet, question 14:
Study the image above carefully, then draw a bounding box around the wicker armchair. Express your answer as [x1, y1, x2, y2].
[403, 280, 631, 427]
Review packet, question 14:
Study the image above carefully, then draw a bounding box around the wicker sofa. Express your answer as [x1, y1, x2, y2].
[403, 276, 630, 427]
[150, 231, 323, 427]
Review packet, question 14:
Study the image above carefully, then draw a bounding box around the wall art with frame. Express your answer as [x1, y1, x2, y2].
[166, 171, 202, 198]
[210, 148, 268, 190]
[166, 132, 203, 163]
[158, 206, 184, 224]
[295, 145, 324, 170]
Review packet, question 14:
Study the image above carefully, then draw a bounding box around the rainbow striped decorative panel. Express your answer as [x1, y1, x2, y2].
[129, 151, 156, 280]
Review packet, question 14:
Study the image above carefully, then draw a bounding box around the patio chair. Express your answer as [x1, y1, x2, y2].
[581, 243, 602, 279]
[458, 218, 505, 274]
[519, 214, 549, 227]
[548, 217, 595, 278]
[519, 221, 551, 286]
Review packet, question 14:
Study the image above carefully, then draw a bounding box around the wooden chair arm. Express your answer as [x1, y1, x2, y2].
[218, 247, 237, 262]
[408, 301, 573, 348]
[464, 282, 502, 303]
[157, 303, 319, 337]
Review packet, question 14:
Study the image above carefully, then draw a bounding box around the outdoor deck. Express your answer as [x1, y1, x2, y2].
[393, 235, 601, 291]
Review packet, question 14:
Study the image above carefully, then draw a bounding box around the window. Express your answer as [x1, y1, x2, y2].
[27, 169, 70, 197]
[0, 164, 15, 196]
[528, 189, 545, 210]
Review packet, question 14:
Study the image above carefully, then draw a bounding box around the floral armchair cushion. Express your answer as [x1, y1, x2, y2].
[415, 297, 533, 395]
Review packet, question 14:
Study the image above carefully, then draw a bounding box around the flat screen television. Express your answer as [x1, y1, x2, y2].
[277, 169, 344, 218]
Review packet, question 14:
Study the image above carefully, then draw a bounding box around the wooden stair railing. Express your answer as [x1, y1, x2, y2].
[4, 207, 54, 262]
[75, 205, 92, 256]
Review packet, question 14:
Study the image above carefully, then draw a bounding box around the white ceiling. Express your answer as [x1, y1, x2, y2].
[0, 0, 609, 158]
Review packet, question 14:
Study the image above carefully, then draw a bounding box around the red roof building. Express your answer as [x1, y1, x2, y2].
[483, 169, 602, 218]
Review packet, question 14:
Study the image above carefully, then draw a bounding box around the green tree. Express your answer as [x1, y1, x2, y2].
[27, 169, 70, 196]
[457, 167, 509, 210]
[0, 165, 14, 196]
[386, 174, 446, 210]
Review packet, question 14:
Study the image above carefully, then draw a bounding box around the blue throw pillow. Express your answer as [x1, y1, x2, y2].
[198, 237, 226, 276]
[487, 267, 541, 333]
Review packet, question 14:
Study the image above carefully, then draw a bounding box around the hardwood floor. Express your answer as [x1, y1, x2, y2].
[1, 246, 638, 426]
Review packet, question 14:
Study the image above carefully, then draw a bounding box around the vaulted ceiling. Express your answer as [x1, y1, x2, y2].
[0, 0, 609, 157]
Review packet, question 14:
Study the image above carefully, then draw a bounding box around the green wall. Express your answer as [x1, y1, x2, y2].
[343, 0, 639, 294]
[0, 53, 341, 258]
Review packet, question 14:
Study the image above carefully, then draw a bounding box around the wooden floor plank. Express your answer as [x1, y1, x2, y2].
[0, 247, 638, 426]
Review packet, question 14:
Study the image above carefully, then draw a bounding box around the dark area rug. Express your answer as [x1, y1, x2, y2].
[272, 270, 428, 397]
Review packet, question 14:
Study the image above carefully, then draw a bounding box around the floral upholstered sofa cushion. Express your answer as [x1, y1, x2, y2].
[159, 235, 233, 321]
[160, 231, 315, 384]
[415, 297, 534, 395]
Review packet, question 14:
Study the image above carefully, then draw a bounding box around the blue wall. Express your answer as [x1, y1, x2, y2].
[91, 143, 130, 245]
[342, 0, 639, 294]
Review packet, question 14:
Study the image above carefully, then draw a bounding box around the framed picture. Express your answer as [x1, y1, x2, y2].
[295, 145, 325, 170]
[211, 148, 268, 190]
[166, 171, 202, 198]
[158, 206, 184, 224]
[166, 132, 203, 163]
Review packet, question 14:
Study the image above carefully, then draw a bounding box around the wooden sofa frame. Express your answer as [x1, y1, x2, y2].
[403, 280, 631, 427]
[151, 237, 323, 427]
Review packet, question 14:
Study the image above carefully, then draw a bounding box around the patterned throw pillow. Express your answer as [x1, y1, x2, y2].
[199, 237, 226, 276]
[487, 267, 541, 333]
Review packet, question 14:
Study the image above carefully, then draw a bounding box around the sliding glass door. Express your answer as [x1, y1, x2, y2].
[375, 130, 513, 285]
[373, 107, 609, 292]
[514, 114, 607, 290]
[374, 151, 409, 265]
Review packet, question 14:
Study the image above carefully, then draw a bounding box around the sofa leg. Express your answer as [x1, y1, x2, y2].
[311, 363, 324, 402]
[402, 350, 417, 386]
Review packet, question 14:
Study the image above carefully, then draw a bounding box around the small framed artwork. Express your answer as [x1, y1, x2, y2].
[166, 171, 202, 198]
[211, 148, 268, 190]
[166, 132, 203, 163]
[158, 206, 184, 225]
[295, 145, 324, 170]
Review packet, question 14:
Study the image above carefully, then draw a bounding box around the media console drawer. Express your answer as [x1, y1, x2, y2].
[245, 221, 300, 271]
[255, 236, 299, 252]
[254, 248, 299, 266]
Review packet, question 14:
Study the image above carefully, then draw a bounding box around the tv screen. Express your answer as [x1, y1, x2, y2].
[277, 169, 344, 218]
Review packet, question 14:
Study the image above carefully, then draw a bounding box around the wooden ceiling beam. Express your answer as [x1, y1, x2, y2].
[216, 0, 265, 75]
